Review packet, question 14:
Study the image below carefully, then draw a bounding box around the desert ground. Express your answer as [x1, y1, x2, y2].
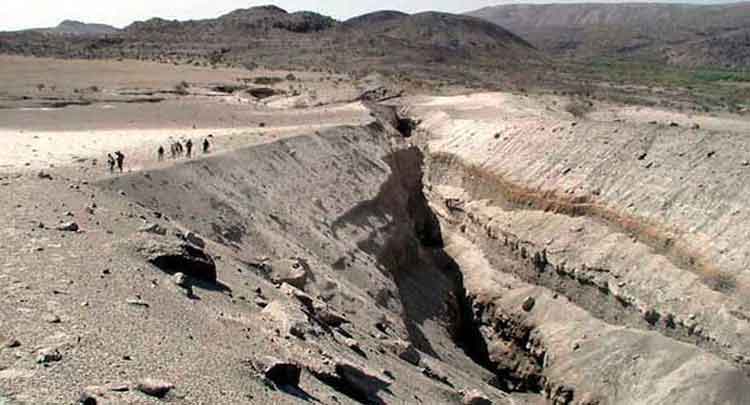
[2, 53, 750, 405]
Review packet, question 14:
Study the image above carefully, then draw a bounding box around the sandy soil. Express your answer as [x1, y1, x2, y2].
[0, 56, 370, 174]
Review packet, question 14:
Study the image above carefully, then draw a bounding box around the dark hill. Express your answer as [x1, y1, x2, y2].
[0, 6, 542, 84]
[468, 2, 750, 68]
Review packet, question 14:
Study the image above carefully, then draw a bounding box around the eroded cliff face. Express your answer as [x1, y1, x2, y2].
[405, 92, 750, 404]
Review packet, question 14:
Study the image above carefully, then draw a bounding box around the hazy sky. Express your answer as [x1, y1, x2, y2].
[1, 0, 742, 31]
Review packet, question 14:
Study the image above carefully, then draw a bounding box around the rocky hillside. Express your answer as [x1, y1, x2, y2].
[468, 2, 750, 68]
[0, 6, 542, 83]
[35, 20, 120, 36]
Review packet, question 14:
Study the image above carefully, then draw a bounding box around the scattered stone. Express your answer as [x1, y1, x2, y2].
[340, 336, 366, 357]
[43, 314, 61, 324]
[522, 296, 536, 312]
[637, 152, 648, 160]
[78, 389, 101, 405]
[572, 342, 581, 351]
[462, 389, 492, 405]
[139, 223, 167, 236]
[254, 297, 269, 308]
[135, 378, 174, 398]
[126, 298, 149, 307]
[117, 190, 127, 197]
[56, 222, 79, 232]
[669, 122, 679, 127]
[421, 366, 453, 387]
[2, 338, 21, 349]
[37, 171, 53, 180]
[171, 272, 188, 288]
[380, 339, 420, 366]
[184, 231, 205, 248]
[36, 347, 62, 364]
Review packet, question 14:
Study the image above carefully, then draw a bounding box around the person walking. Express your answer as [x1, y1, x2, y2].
[203, 138, 210, 154]
[114, 151, 125, 173]
[107, 153, 116, 173]
[185, 139, 193, 158]
[158, 145, 165, 161]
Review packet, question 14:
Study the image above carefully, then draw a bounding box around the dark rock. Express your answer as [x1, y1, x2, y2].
[135, 378, 174, 398]
[36, 347, 62, 364]
[2, 338, 21, 348]
[139, 223, 167, 236]
[334, 362, 390, 399]
[56, 222, 79, 232]
[256, 356, 301, 387]
[137, 237, 216, 282]
[522, 296, 535, 312]
[37, 171, 53, 180]
[184, 231, 205, 248]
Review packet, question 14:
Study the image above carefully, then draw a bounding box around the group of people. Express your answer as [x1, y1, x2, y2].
[157, 137, 211, 161]
[106, 137, 212, 174]
[106, 151, 125, 173]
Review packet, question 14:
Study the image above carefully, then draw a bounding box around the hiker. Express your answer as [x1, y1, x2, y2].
[203, 138, 210, 154]
[175, 142, 184, 157]
[158, 145, 165, 161]
[185, 139, 193, 158]
[114, 151, 125, 173]
[107, 153, 116, 173]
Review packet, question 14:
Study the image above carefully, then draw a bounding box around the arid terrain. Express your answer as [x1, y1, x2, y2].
[2, 3, 750, 405]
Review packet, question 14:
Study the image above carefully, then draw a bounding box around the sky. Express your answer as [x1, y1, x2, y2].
[0, 0, 743, 31]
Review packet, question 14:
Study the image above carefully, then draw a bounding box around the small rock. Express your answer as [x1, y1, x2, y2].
[139, 223, 167, 236]
[184, 231, 205, 248]
[267, 258, 310, 290]
[117, 190, 127, 197]
[43, 314, 61, 324]
[36, 347, 62, 364]
[171, 272, 188, 288]
[572, 342, 580, 351]
[521, 296, 535, 312]
[2, 338, 20, 348]
[254, 297, 269, 308]
[136, 378, 174, 398]
[462, 389, 492, 405]
[56, 222, 79, 232]
[37, 171, 53, 180]
[126, 298, 149, 307]
[78, 389, 100, 405]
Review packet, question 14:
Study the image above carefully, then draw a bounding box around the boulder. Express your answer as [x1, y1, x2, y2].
[255, 356, 301, 387]
[266, 258, 309, 290]
[381, 339, 420, 366]
[334, 362, 390, 400]
[137, 237, 216, 282]
[462, 389, 492, 405]
[135, 378, 174, 398]
[261, 300, 316, 339]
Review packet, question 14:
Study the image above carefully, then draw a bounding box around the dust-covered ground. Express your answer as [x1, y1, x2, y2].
[2, 56, 750, 405]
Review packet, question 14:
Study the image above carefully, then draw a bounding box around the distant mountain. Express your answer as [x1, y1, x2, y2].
[34, 20, 120, 35]
[468, 2, 750, 68]
[0, 6, 541, 81]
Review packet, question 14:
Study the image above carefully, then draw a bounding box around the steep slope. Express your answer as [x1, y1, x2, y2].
[468, 2, 750, 67]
